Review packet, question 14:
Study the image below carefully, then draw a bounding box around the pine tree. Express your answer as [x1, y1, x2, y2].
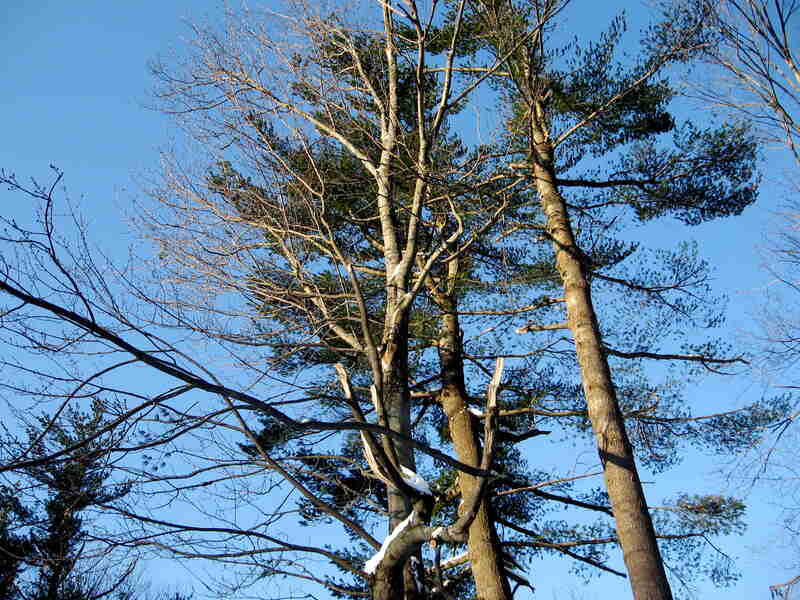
[455, 1, 770, 597]
[0, 487, 32, 600]
[0, 405, 131, 600]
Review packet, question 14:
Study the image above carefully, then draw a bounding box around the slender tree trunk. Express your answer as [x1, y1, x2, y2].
[528, 110, 673, 600]
[436, 294, 512, 600]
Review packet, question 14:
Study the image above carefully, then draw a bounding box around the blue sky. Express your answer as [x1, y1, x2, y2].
[1, 1, 798, 599]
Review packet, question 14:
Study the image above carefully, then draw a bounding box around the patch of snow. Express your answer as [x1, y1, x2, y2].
[400, 465, 432, 495]
[369, 386, 381, 411]
[410, 556, 423, 592]
[389, 263, 403, 281]
[440, 551, 469, 570]
[364, 512, 414, 574]
[468, 407, 484, 417]
[498, 425, 521, 436]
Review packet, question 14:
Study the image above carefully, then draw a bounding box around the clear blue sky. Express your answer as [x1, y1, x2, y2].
[1, 1, 796, 599]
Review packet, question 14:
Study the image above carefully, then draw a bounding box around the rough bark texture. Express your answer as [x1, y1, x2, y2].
[384, 315, 414, 526]
[437, 296, 513, 600]
[383, 314, 421, 599]
[372, 564, 406, 600]
[528, 110, 673, 600]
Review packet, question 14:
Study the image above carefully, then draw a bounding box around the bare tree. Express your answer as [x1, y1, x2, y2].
[1, 165, 511, 599]
[696, 0, 800, 163]
[689, 1, 800, 594]
[144, 1, 528, 597]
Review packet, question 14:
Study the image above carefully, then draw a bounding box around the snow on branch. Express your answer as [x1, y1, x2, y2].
[439, 550, 469, 570]
[364, 511, 415, 574]
[400, 465, 432, 495]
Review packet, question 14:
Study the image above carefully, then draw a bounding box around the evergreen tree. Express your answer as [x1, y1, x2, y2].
[451, 1, 777, 597]
[0, 487, 32, 600]
[0, 405, 131, 600]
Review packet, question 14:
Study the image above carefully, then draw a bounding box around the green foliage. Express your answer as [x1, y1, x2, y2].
[654, 494, 747, 591]
[0, 486, 32, 600]
[0, 405, 131, 600]
[616, 122, 759, 224]
[552, 15, 675, 153]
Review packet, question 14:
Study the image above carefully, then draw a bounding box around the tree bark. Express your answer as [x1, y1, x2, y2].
[382, 312, 423, 599]
[527, 108, 673, 600]
[436, 294, 513, 600]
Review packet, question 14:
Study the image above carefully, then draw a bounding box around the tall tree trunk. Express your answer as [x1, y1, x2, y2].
[384, 313, 414, 528]
[381, 312, 423, 600]
[436, 294, 513, 600]
[527, 109, 673, 600]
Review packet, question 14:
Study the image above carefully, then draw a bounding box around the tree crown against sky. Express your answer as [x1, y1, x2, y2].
[0, 1, 793, 599]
